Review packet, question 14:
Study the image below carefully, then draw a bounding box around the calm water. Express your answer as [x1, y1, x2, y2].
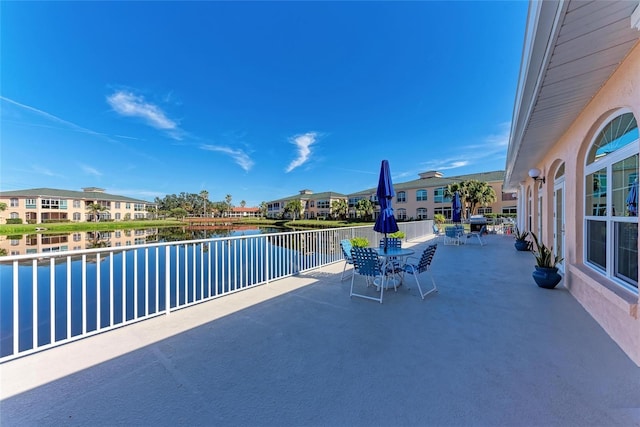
[0, 225, 304, 357]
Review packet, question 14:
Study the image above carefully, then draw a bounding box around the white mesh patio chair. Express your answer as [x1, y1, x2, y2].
[350, 247, 386, 304]
[402, 244, 438, 300]
[340, 239, 354, 280]
[444, 227, 460, 245]
[466, 225, 487, 246]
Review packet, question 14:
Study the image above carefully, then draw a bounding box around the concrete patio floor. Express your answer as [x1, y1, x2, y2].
[1, 233, 639, 426]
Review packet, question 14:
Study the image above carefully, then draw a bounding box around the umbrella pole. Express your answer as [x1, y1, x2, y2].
[384, 233, 388, 253]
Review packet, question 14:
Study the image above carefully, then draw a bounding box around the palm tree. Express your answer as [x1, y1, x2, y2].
[355, 199, 374, 221]
[284, 200, 303, 220]
[200, 190, 209, 217]
[240, 200, 246, 208]
[445, 181, 469, 220]
[86, 203, 108, 222]
[224, 194, 233, 217]
[465, 180, 497, 215]
[259, 201, 267, 217]
[331, 199, 348, 220]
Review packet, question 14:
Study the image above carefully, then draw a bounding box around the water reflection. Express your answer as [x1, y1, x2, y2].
[0, 226, 285, 256]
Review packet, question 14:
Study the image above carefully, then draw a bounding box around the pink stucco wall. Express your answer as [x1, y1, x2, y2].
[524, 43, 640, 365]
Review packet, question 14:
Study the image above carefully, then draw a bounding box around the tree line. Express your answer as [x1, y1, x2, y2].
[153, 191, 267, 219]
[443, 179, 497, 220]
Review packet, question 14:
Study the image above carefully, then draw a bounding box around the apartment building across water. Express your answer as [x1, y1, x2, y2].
[266, 170, 516, 220]
[0, 187, 155, 224]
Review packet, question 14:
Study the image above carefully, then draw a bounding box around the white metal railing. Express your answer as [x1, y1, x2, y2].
[0, 222, 432, 362]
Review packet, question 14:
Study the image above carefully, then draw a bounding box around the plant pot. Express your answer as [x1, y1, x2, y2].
[532, 266, 562, 289]
[515, 240, 529, 251]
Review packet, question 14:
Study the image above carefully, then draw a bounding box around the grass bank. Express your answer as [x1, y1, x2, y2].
[237, 218, 374, 229]
[0, 220, 184, 235]
[0, 218, 376, 236]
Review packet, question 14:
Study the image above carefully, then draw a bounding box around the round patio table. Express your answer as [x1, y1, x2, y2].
[374, 247, 415, 289]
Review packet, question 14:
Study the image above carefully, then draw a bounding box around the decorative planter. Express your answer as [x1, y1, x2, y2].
[515, 240, 529, 251]
[532, 266, 562, 289]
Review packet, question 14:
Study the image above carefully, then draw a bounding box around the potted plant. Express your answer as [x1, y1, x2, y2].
[389, 231, 406, 240]
[530, 232, 563, 289]
[513, 226, 530, 251]
[350, 237, 369, 248]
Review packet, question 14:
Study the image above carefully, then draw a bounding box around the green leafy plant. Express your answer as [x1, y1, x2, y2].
[513, 226, 529, 241]
[530, 232, 563, 268]
[350, 237, 369, 248]
[389, 231, 405, 239]
[433, 214, 446, 225]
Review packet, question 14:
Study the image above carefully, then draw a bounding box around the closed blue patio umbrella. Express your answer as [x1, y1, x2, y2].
[627, 179, 638, 216]
[452, 191, 462, 223]
[374, 160, 399, 252]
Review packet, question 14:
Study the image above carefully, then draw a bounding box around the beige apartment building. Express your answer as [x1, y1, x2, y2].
[267, 170, 517, 221]
[0, 187, 155, 225]
[267, 190, 348, 219]
[227, 207, 261, 218]
[504, 1, 639, 365]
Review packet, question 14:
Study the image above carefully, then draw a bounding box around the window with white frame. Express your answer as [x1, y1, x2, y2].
[397, 191, 406, 203]
[434, 187, 450, 203]
[10, 198, 18, 207]
[397, 208, 407, 220]
[416, 189, 427, 201]
[584, 112, 638, 291]
[435, 207, 452, 219]
[416, 208, 427, 219]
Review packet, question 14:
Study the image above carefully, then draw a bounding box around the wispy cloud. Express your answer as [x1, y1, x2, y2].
[106, 90, 182, 139]
[484, 122, 511, 147]
[200, 144, 254, 172]
[80, 164, 102, 177]
[285, 132, 317, 173]
[31, 165, 62, 177]
[419, 158, 471, 171]
[1, 96, 109, 138]
[419, 122, 511, 173]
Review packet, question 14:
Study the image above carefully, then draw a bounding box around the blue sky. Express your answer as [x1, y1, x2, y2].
[0, 1, 528, 206]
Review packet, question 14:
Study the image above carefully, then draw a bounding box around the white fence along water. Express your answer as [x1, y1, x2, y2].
[0, 222, 433, 361]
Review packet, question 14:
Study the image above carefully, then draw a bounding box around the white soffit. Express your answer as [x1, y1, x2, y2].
[504, 0, 640, 190]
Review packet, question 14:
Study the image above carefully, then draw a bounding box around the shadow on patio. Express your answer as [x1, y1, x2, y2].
[1, 234, 639, 426]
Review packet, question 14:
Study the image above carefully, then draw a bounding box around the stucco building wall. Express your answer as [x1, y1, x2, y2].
[524, 44, 640, 365]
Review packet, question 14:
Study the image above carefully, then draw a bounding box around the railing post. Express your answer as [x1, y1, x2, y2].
[165, 246, 170, 315]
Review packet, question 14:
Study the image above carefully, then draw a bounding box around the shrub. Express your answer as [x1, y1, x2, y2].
[389, 231, 406, 239]
[6, 218, 23, 224]
[350, 237, 369, 248]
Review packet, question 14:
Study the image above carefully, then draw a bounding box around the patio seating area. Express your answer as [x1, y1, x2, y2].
[1, 234, 639, 426]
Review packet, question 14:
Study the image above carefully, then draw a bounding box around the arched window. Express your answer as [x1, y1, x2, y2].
[397, 191, 406, 203]
[584, 112, 638, 291]
[397, 208, 407, 220]
[416, 189, 427, 201]
[416, 208, 427, 220]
